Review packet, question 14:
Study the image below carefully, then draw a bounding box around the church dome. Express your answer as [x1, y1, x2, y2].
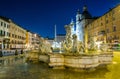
[81, 5, 92, 19]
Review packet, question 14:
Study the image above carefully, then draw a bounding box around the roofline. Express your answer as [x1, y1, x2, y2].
[86, 4, 120, 27]
[0, 16, 11, 22]
[102, 3, 120, 16]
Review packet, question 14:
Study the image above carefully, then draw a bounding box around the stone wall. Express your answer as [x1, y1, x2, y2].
[64, 55, 99, 68]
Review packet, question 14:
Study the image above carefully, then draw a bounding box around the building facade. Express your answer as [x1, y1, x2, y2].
[56, 34, 66, 43]
[26, 31, 33, 50]
[87, 4, 120, 43]
[31, 33, 40, 50]
[9, 20, 27, 50]
[0, 16, 10, 49]
[0, 16, 42, 53]
[68, 5, 94, 42]
[47, 38, 54, 45]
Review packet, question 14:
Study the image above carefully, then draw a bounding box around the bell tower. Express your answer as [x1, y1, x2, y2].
[76, 9, 81, 22]
[76, 9, 83, 42]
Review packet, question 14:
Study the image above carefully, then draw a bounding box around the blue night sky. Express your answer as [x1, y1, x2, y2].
[0, 0, 119, 38]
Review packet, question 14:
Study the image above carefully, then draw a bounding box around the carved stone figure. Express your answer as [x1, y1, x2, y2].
[63, 25, 85, 54]
[39, 38, 52, 54]
[78, 41, 85, 53]
[64, 25, 73, 53]
[100, 42, 109, 52]
[88, 37, 97, 52]
[72, 34, 78, 53]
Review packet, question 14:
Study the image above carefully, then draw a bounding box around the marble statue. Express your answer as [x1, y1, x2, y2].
[87, 37, 97, 52]
[63, 25, 73, 53]
[72, 34, 78, 53]
[100, 42, 109, 52]
[63, 24, 85, 54]
[39, 38, 52, 54]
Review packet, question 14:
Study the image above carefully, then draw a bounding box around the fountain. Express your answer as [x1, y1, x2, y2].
[26, 37, 52, 63]
[27, 24, 113, 71]
[48, 24, 113, 70]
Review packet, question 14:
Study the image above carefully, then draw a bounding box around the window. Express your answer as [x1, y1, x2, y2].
[0, 30, 2, 36]
[4, 23, 6, 27]
[1, 22, 3, 26]
[101, 23, 103, 26]
[15, 35, 17, 38]
[12, 34, 14, 38]
[7, 32, 9, 36]
[106, 14, 108, 18]
[106, 20, 108, 24]
[113, 26, 116, 32]
[106, 29, 109, 33]
[7, 25, 9, 28]
[3, 31, 5, 36]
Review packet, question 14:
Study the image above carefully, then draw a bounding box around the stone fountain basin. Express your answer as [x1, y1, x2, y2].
[48, 52, 113, 69]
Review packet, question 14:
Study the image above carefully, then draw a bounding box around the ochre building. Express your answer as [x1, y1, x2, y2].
[87, 4, 120, 43]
